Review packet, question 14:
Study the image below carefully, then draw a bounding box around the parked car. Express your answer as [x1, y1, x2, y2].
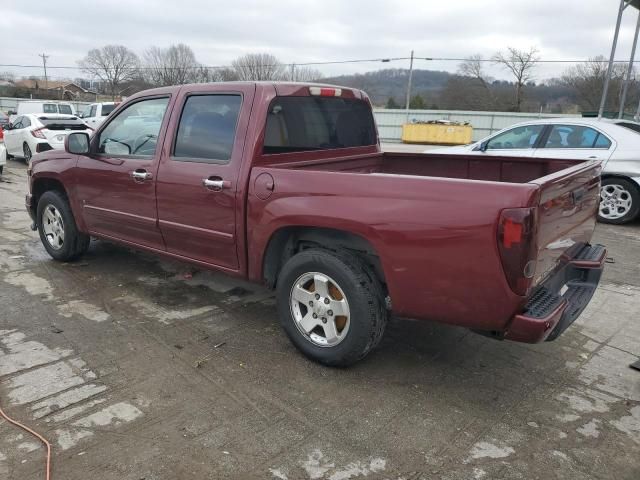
[26, 82, 605, 366]
[4, 114, 91, 163]
[432, 118, 640, 224]
[12, 100, 76, 119]
[79, 102, 118, 128]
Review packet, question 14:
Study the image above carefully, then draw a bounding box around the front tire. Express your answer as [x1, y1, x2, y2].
[37, 191, 90, 261]
[276, 249, 387, 367]
[598, 178, 640, 224]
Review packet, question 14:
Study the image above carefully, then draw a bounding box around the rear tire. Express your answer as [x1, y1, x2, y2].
[37, 191, 90, 261]
[23, 143, 32, 164]
[276, 248, 387, 367]
[598, 178, 640, 224]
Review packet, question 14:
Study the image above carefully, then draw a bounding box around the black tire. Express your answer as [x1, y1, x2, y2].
[276, 248, 387, 367]
[36, 190, 90, 261]
[598, 177, 640, 224]
[23, 143, 32, 164]
[0, 165, 3, 175]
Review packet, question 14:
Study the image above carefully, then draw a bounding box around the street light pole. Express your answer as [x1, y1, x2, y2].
[404, 50, 414, 122]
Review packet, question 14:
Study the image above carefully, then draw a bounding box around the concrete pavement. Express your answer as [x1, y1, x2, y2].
[0, 158, 639, 479]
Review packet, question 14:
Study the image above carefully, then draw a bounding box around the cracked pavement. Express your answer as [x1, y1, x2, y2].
[1, 158, 639, 479]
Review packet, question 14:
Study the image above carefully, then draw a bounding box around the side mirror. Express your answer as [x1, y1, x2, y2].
[478, 141, 489, 152]
[66, 132, 90, 155]
[77, 112, 84, 119]
[3, 123, 11, 131]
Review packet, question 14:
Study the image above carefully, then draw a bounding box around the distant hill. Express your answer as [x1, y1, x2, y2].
[321, 68, 450, 106]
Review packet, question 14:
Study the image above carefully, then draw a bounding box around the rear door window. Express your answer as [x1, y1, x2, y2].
[263, 96, 376, 154]
[543, 125, 611, 149]
[173, 94, 242, 163]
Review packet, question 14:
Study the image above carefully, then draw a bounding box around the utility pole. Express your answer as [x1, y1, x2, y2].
[404, 50, 414, 122]
[38, 53, 49, 90]
[599, 0, 626, 119]
[619, 10, 640, 118]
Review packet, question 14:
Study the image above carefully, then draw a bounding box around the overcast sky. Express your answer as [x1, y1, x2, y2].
[2, 0, 640, 82]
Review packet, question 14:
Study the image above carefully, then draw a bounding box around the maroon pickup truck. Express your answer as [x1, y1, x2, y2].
[26, 82, 606, 366]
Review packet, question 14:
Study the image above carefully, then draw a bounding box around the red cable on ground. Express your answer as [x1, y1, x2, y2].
[0, 406, 51, 480]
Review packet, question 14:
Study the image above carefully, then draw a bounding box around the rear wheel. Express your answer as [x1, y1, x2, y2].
[598, 178, 640, 224]
[37, 191, 90, 261]
[23, 143, 32, 164]
[276, 248, 387, 367]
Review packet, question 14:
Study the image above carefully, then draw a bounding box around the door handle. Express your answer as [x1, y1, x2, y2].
[131, 169, 152, 182]
[202, 177, 230, 192]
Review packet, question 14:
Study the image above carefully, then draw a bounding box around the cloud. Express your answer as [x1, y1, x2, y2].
[2, 0, 638, 81]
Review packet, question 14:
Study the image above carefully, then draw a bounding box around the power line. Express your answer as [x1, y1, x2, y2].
[2, 55, 638, 72]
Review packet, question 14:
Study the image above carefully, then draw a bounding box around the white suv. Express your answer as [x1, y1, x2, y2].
[79, 102, 118, 128]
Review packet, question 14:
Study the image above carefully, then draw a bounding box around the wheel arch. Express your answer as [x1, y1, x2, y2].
[31, 177, 70, 219]
[262, 226, 387, 291]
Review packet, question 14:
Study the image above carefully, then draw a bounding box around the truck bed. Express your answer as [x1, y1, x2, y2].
[251, 150, 601, 335]
[275, 151, 580, 184]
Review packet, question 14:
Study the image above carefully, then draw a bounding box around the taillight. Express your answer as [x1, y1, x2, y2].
[309, 86, 342, 97]
[31, 128, 46, 139]
[497, 207, 538, 296]
[0, 127, 3, 143]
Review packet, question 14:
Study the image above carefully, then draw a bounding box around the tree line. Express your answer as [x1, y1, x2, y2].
[77, 45, 322, 99]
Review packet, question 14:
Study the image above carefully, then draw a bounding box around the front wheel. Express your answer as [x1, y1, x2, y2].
[37, 191, 90, 261]
[276, 249, 387, 367]
[598, 178, 640, 224]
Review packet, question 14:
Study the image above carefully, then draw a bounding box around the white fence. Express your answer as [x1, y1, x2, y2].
[374, 109, 581, 143]
[0, 97, 92, 115]
[2, 96, 580, 143]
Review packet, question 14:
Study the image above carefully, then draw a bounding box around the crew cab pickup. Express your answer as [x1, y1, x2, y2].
[26, 82, 606, 366]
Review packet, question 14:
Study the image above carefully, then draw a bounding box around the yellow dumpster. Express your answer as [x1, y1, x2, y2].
[401, 122, 473, 145]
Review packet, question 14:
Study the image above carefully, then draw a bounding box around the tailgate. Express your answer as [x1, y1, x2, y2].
[531, 160, 602, 287]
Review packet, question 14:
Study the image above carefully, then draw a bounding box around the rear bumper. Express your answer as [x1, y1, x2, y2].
[505, 244, 606, 343]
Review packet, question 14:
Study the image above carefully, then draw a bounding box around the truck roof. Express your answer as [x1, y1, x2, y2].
[128, 81, 365, 99]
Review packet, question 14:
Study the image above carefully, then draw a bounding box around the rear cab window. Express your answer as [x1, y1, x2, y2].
[58, 104, 73, 115]
[43, 104, 58, 114]
[263, 96, 376, 154]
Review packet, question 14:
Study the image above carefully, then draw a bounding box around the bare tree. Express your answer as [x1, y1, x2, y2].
[562, 56, 630, 111]
[232, 53, 285, 81]
[493, 47, 539, 111]
[458, 54, 494, 106]
[0, 71, 15, 82]
[144, 44, 199, 86]
[287, 66, 323, 82]
[78, 45, 140, 100]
